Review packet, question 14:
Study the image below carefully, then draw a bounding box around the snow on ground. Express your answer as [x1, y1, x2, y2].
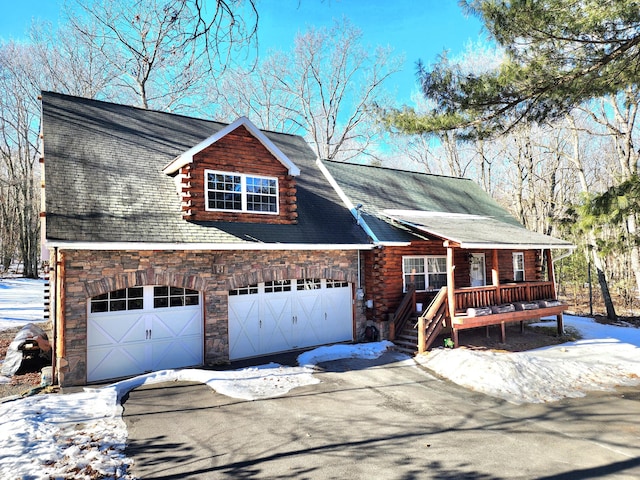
[415, 315, 640, 404]
[1, 278, 640, 478]
[0, 277, 45, 330]
[0, 342, 393, 479]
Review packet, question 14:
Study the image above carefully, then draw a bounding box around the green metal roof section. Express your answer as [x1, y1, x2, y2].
[321, 160, 573, 249]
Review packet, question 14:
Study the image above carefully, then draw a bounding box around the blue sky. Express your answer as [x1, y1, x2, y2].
[0, 0, 485, 105]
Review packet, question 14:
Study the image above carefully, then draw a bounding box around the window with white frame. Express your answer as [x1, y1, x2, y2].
[205, 170, 278, 214]
[513, 252, 525, 281]
[402, 256, 447, 292]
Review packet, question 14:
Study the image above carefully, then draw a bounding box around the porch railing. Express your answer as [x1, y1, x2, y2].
[390, 283, 416, 341]
[454, 281, 555, 312]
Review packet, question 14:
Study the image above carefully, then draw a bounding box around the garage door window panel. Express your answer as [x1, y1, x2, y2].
[265, 280, 291, 293]
[326, 280, 349, 288]
[298, 278, 321, 290]
[90, 287, 144, 313]
[154, 286, 199, 308]
[230, 284, 258, 296]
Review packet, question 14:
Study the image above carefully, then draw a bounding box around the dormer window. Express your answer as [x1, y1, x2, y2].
[205, 169, 279, 214]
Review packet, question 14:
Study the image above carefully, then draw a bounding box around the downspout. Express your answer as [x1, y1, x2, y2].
[357, 249, 361, 291]
[51, 246, 58, 386]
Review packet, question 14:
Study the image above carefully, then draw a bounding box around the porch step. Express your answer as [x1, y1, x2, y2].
[393, 322, 418, 355]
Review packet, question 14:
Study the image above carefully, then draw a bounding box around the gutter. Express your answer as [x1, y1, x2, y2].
[458, 243, 576, 251]
[46, 241, 375, 251]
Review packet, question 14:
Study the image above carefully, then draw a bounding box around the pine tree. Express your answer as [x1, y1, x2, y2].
[385, 0, 640, 136]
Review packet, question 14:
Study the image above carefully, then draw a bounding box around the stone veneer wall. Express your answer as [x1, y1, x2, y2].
[54, 248, 366, 386]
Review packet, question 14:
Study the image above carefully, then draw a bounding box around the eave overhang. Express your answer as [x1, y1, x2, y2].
[163, 116, 301, 176]
[45, 241, 375, 251]
[382, 210, 575, 251]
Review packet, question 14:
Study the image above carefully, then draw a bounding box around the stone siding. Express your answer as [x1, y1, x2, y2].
[54, 248, 365, 386]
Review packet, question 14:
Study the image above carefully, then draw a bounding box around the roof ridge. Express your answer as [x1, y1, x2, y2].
[40, 90, 303, 140]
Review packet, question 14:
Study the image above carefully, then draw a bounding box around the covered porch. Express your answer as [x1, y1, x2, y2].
[384, 211, 574, 351]
[444, 246, 568, 347]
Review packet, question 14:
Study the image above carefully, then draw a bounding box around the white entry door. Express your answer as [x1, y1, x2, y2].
[470, 253, 486, 287]
[228, 279, 353, 360]
[87, 286, 203, 382]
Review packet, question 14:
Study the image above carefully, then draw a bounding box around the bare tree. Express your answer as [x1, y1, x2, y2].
[289, 19, 401, 161]
[67, 0, 257, 111]
[29, 21, 118, 99]
[211, 52, 301, 134]
[0, 43, 41, 277]
[214, 19, 402, 161]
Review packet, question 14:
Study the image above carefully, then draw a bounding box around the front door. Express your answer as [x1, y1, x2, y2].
[470, 253, 486, 287]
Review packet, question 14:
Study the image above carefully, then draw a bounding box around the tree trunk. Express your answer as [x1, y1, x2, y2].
[589, 245, 617, 320]
[627, 214, 640, 296]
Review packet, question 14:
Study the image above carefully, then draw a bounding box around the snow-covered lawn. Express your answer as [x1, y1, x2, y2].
[1, 278, 640, 479]
[417, 315, 640, 404]
[0, 277, 45, 330]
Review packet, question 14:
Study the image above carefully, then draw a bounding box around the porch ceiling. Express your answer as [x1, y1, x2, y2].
[382, 210, 575, 250]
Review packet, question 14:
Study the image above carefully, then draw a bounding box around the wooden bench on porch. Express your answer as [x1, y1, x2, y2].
[451, 302, 567, 347]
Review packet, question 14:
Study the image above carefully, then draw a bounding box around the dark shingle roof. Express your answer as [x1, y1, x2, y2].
[321, 160, 573, 248]
[41, 92, 369, 246]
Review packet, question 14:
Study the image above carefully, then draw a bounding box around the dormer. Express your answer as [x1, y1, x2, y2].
[164, 117, 300, 224]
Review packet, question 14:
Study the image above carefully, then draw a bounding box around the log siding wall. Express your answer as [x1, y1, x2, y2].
[363, 242, 543, 322]
[181, 125, 298, 224]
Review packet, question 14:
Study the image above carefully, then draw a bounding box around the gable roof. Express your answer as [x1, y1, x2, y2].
[320, 160, 574, 250]
[163, 116, 301, 176]
[40, 92, 369, 249]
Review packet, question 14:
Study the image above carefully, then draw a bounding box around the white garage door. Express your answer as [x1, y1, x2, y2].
[228, 279, 353, 360]
[87, 286, 203, 382]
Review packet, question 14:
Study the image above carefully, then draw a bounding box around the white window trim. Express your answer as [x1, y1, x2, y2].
[402, 255, 447, 292]
[205, 169, 279, 215]
[513, 252, 525, 281]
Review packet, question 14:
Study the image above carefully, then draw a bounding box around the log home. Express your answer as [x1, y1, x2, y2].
[40, 92, 573, 386]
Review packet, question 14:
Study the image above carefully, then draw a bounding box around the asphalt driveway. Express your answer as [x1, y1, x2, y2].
[123, 352, 640, 479]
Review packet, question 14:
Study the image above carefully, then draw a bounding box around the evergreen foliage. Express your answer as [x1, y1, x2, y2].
[385, 0, 640, 137]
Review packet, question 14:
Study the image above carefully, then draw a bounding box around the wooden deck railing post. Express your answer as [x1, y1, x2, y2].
[446, 244, 456, 319]
[412, 287, 416, 312]
[546, 249, 557, 299]
[492, 249, 501, 303]
[417, 314, 425, 354]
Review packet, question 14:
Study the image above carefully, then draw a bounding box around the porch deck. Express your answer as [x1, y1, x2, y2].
[450, 281, 567, 347]
[412, 281, 568, 351]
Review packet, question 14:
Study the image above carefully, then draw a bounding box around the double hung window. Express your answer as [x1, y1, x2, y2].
[402, 256, 447, 292]
[205, 170, 278, 214]
[513, 252, 525, 281]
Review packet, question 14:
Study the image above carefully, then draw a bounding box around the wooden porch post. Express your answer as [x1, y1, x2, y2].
[445, 243, 457, 346]
[545, 249, 557, 299]
[491, 249, 501, 303]
[446, 244, 456, 319]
